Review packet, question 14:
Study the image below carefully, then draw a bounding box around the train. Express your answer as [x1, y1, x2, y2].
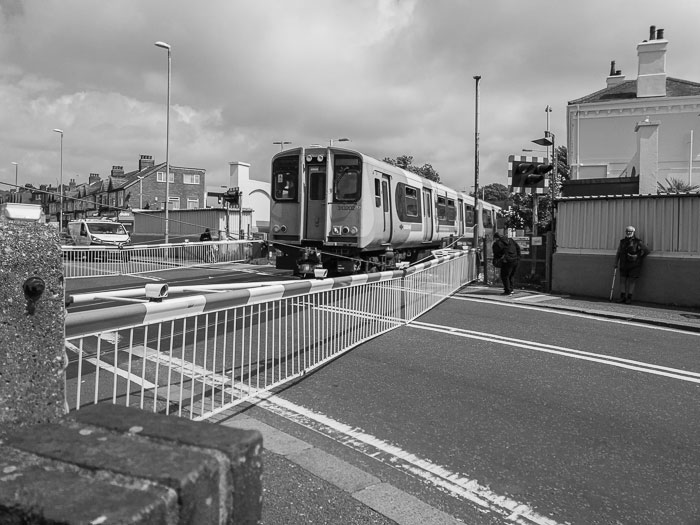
[268, 145, 501, 277]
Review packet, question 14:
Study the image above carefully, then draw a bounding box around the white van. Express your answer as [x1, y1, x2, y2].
[67, 218, 131, 247]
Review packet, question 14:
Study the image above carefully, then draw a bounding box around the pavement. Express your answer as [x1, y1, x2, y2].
[209, 282, 700, 525]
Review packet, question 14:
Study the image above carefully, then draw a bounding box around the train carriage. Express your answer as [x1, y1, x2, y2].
[269, 146, 499, 276]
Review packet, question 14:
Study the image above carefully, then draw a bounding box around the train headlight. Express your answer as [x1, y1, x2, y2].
[349, 226, 358, 235]
[316, 155, 324, 162]
[280, 225, 287, 233]
[306, 154, 313, 162]
[272, 225, 280, 233]
[331, 226, 341, 235]
[341, 226, 350, 235]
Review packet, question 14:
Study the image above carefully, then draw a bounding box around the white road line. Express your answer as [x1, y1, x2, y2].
[453, 295, 700, 335]
[411, 321, 700, 383]
[84, 357, 157, 389]
[250, 391, 562, 525]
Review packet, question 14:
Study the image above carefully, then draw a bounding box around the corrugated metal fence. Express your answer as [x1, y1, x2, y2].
[556, 194, 700, 254]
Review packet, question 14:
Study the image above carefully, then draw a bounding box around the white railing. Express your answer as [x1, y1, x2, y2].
[62, 240, 265, 279]
[64, 250, 475, 420]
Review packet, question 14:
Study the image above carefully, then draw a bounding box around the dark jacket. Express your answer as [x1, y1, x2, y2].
[615, 236, 649, 269]
[200, 231, 212, 242]
[493, 237, 521, 264]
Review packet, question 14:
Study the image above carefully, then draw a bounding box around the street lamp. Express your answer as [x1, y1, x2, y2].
[532, 131, 556, 196]
[273, 141, 292, 151]
[53, 129, 64, 229]
[155, 40, 171, 243]
[11, 162, 18, 194]
[329, 137, 350, 146]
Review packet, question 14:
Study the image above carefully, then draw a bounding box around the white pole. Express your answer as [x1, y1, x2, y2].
[473, 75, 481, 249]
[690, 129, 694, 185]
[155, 41, 171, 243]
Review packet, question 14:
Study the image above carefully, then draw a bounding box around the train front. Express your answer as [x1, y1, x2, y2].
[269, 146, 365, 276]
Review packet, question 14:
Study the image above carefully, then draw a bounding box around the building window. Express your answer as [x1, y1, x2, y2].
[183, 173, 200, 185]
[157, 171, 174, 183]
[187, 198, 199, 209]
[168, 197, 180, 210]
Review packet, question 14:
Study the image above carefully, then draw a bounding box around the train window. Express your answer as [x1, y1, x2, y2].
[333, 155, 362, 202]
[482, 208, 493, 228]
[437, 196, 446, 220]
[374, 179, 381, 207]
[447, 199, 457, 221]
[405, 186, 419, 217]
[394, 183, 421, 223]
[465, 204, 475, 226]
[309, 166, 326, 201]
[272, 156, 299, 201]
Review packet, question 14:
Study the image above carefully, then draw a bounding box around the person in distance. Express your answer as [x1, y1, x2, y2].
[614, 225, 650, 304]
[492, 231, 521, 296]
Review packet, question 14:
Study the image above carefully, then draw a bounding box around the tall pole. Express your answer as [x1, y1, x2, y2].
[545, 105, 552, 161]
[690, 129, 694, 185]
[473, 75, 481, 250]
[53, 129, 64, 229]
[155, 41, 171, 243]
[11, 162, 18, 190]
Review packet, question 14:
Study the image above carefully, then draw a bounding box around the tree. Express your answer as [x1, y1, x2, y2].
[657, 177, 700, 194]
[383, 155, 441, 183]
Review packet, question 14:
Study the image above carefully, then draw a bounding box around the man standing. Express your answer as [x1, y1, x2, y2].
[492, 232, 521, 296]
[614, 225, 650, 304]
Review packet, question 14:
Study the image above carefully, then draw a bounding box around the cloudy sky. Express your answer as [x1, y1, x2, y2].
[2, 0, 699, 194]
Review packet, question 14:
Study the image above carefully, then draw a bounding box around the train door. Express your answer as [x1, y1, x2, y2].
[457, 198, 464, 236]
[304, 161, 327, 241]
[381, 175, 392, 243]
[422, 188, 433, 241]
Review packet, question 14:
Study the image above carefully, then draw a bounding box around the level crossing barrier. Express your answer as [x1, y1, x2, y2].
[62, 239, 264, 279]
[64, 249, 476, 421]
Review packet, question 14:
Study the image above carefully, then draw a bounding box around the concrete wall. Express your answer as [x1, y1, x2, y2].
[552, 252, 700, 307]
[0, 221, 66, 433]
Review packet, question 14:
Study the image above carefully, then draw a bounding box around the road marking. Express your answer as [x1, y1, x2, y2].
[453, 295, 700, 335]
[249, 392, 561, 525]
[410, 321, 700, 383]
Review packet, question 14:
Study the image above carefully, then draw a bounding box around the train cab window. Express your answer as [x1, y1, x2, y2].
[465, 204, 475, 226]
[272, 156, 299, 201]
[374, 179, 381, 207]
[482, 209, 493, 228]
[333, 154, 362, 202]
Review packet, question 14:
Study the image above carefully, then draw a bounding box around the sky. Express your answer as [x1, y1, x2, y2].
[2, 0, 699, 195]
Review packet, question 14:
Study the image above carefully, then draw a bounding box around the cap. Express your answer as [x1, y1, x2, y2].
[625, 226, 635, 233]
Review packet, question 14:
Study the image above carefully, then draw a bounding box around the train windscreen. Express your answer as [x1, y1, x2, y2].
[333, 155, 362, 202]
[272, 156, 299, 201]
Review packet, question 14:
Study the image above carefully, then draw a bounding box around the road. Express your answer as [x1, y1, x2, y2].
[237, 289, 700, 525]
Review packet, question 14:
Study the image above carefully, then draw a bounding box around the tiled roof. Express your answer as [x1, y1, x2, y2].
[569, 77, 700, 105]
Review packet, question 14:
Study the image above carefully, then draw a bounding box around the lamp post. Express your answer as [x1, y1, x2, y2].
[273, 141, 292, 151]
[53, 129, 64, 229]
[155, 41, 171, 243]
[473, 75, 481, 251]
[329, 137, 350, 146]
[11, 162, 18, 190]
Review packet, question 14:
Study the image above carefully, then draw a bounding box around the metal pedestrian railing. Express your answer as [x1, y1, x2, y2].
[62, 240, 264, 279]
[64, 249, 476, 421]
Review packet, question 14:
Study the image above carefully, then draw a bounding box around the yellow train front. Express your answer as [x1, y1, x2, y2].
[268, 146, 496, 277]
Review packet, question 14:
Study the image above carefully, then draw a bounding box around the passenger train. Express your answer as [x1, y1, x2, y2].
[268, 146, 501, 276]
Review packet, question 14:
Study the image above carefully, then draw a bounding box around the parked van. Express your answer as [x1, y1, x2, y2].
[67, 218, 131, 247]
[0, 203, 45, 223]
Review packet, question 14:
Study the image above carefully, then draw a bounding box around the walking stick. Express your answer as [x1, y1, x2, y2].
[609, 267, 617, 302]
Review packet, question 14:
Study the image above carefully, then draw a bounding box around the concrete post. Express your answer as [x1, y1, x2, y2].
[635, 119, 660, 194]
[0, 221, 66, 434]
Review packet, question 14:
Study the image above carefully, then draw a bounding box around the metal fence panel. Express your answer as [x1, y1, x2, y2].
[65, 250, 474, 420]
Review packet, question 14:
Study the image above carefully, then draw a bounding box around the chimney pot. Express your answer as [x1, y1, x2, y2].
[656, 28, 664, 39]
[610, 60, 616, 76]
[649, 25, 656, 40]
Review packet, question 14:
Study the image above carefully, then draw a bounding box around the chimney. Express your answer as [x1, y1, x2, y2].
[606, 60, 626, 88]
[139, 154, 155, 171]
[89, 173, 101, 184]
[636, 25, 667, 98]
[111, 165, 125, 178]
[69, 178, 76, 190]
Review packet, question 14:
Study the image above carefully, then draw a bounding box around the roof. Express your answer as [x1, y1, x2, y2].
[569, 77, 700, 105]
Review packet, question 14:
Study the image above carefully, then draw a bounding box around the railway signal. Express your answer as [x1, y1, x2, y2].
[508, 155, 551, 194]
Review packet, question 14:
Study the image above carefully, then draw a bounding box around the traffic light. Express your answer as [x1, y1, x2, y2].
[223, 187, 241, 207]
[508, 155, 552, 194]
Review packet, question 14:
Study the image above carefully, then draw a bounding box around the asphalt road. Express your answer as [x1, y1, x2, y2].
[240, 290, 700, 525]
